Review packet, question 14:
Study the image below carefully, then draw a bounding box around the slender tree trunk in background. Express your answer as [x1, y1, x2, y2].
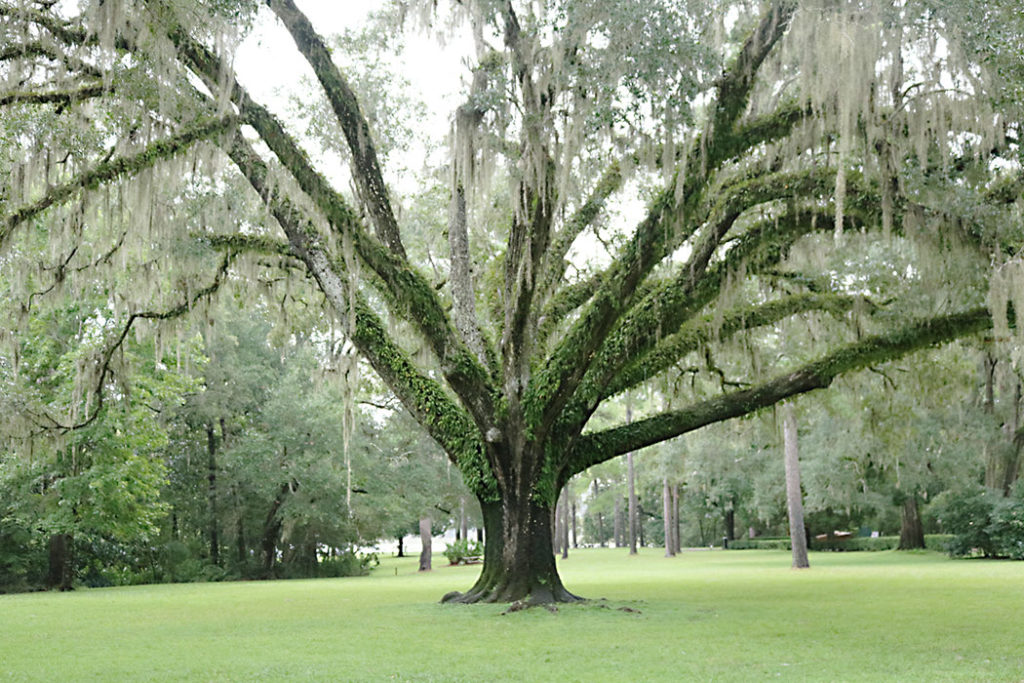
[235, 515, 246, 568]
[232, 487, 246, 569]
[206, 423, 220, 566]
[597, 512, 606, 546]
[261, 481, 292, 578]
[553, 495, 564, 556]
[898, 496, 925, 550]
[724, 504, 736, 542]
[477, 526, 484, 543]
[663, 478, 675, 557]
[459, 497, 468, 542]
[396, 535, 405, 558]
[627, 451, 638, 554]
[559, 494, 569, 560]
[570, 499, 578, 549]
[418, 516, 432, 572]
[983, 354, 1002, 490]
[1004, 378, 1022, 494]
[671, 484, 681, 554]
[613, 497, 623, 547]
[782, 402, 810, 569]
[46, 533, 74, 591]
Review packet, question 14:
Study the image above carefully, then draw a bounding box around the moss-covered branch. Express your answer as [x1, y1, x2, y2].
[553, 170, 838, 435]
[567, 306, 993, 477]
[224, 132, 496, 498]
[1, 114, 235, 251]
[266, 0, 405, 258]
[706, 1, 799, 170]
[523, 2, 798, 443]
[0, 83, 104, 107]
[156, 3, 499, 434]
[540, 160, 624, 299]
[0, 41, 102, 78]
[602, 292, 865, 400]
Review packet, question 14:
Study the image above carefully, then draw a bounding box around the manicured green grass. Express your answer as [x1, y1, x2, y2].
[2, 549, 1023, 681]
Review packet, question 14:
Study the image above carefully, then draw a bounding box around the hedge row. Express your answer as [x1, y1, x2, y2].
[726, 535, 954, 552]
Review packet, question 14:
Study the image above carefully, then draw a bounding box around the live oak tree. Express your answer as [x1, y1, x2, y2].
[2, 0, 1021, 603]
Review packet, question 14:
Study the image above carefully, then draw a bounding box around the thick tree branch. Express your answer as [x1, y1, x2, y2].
[568, 306, 994, 476]
[224, 132, 497, 498]
[523, 2, 799, 443]
[0, 83, 103, 107]
[604, 292, 866, 401]
[1, 114, 235, 251]
[265, 0, 406, 258]
[0, 40, 103, 78]
[157, 5, 499, 433]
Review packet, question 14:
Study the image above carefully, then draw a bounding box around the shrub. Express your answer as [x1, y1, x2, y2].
[989, 498, 1024, 560]
[443, 539, 484, 564]
[727, 535, 952, 552]
[318, 551, 378, 577]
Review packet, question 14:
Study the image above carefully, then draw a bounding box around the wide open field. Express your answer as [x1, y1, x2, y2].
[1, 548, 1022, 681]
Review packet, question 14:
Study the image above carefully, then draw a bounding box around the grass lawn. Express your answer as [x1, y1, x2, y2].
[1, 548, 1022, 681]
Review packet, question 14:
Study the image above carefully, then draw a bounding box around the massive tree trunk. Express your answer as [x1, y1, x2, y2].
[444, 495, 582, 604]
[898, 496, 925, 550]
[782, 403, 810, 569]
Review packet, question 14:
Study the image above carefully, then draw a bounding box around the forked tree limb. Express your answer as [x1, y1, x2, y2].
[566, 306, 994, 477]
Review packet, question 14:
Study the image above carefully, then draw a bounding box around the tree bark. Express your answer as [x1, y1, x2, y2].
[898, 496, 925, 550]
[261, 481, 292, 578]
[559, 493, 569, 560]
[570, 499, 578, 549]
[459, 497, 468, 542]
[442, 498, 581, 604]
[396, 535, 405, 558]
[671, 483, 681, 554]
[782, 402, 809, 569]
[418, 516, 432, 572]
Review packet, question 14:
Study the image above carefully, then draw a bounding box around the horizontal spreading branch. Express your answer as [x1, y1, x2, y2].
[603, 291, 866, 401]
[1, 114, 236, 251]
[567, 306, 993, 476]
[0, 83, 104, 107]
